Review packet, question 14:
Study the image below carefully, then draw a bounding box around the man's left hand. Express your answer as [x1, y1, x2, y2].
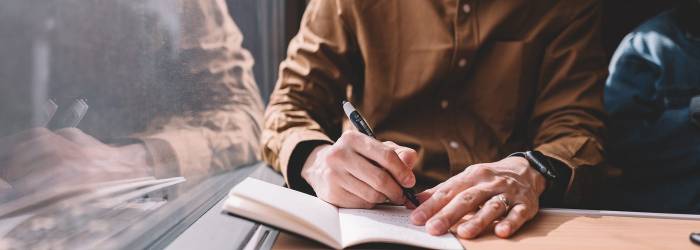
[409, 156, 547, 239]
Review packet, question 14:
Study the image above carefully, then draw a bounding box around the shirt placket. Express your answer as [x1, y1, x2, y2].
[441, 0, 478, 175]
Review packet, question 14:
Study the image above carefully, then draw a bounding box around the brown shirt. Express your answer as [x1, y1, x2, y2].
[262, 0, 607, 204]
[135, 0, 264, 180]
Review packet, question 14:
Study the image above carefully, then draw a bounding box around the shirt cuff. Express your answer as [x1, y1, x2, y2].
[535, 136, 603, 205]
[138, 129, 214, 179]
[140, 138, 181, 179]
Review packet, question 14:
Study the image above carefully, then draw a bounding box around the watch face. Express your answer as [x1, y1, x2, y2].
[529, 151, 558, 179]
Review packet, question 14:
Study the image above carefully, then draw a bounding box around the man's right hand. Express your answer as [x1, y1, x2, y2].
[0, 128, 151, 195]
[301, 131, 418, 208]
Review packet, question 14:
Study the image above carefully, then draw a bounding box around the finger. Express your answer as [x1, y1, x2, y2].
[410, 176, 476, 225]
[342, 131, 415, 187]
[328, 187, 375, 209]
[415, 180, 450, 202]
[409, 186, 457, 226]
[382, 141, 418, 168]
[54, 128, 102, 146]
[0, 128, 52, 159]
[340, 171, 389, 204]
[424, 188, 491, 235]
[456, 195, 510, 239]
[344, 156, 405, 203]
[2, 133, 73, 181]
[406, 189, 434, 209]
[494, 203, 537, 238]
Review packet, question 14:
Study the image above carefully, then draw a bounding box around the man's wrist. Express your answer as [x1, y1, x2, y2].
[115, 143, 152, 177]
[300, 144, 330, 182]
[288, 140, 331, 195]
[504, 156, 547, 194]
[507, 151, 570, 203]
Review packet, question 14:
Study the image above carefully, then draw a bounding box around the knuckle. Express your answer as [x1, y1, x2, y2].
[489, 201, 502, 210]
[370, 192, 385, 202]
[510, 211, 525, 221]
[504, 177, 517, 187]
[514, 205, 528, 214]
[375, 173, 392, 186]
[457, 192, 476, 205]
[381, 148, 394, 163]
[471, 187, 489, 198]
[492, 177, 508, 187]
[432, 189, 450, 201]
[511, 206, 529, 220]
[471, 165, 491, 176]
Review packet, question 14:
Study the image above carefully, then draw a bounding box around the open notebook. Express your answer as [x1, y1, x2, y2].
[222, 177, 462, 249]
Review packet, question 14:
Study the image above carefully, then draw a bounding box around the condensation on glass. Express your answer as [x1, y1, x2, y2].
[0, 0, 264, 248]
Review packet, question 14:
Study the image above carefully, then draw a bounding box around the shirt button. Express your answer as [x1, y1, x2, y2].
[462, 4, 471, 14]
[449, 141, 460, 149]
[440, 100, 449, 109]
[458, 58, 467, 67]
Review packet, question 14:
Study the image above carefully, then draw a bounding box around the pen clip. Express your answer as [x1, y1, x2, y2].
[36, 99, 58, 128]
[50, 98, 88, 129]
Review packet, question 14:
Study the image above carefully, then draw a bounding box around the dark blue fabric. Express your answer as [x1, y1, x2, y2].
[604, 9, 700, 213]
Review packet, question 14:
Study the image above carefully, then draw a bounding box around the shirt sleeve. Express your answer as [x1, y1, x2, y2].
[261, 0, 360, 186]
[133, 0, 264, 181]
[530, 0, 608, 206]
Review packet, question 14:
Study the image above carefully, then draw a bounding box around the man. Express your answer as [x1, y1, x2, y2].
[603, 0, 700, 213]
[0, 0, 263, 198]
[263, 0, 606, 239]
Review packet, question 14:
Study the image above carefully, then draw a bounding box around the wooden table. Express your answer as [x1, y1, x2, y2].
[272, 208, 700, 250]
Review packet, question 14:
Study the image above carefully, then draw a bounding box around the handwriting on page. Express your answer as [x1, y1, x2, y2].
[339, 206, 425, 233]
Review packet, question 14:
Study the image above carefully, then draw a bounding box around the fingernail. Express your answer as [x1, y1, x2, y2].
[427, 219, 446, 234]
[402, 174, 415, 187]
[458, 224, 475, 238]
[411, 211, 427, 224]
[496, 224, 511, 237]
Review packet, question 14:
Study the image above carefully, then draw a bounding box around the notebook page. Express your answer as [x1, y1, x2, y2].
[228, 178, 341, 243]
[338, 206, 462, 249]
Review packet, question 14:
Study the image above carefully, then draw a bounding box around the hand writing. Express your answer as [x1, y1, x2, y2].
[301, 131, 417, 208]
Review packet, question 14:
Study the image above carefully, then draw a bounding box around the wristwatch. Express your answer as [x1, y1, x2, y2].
[508, 150, 558, 182]
[507, 150, 572, 206]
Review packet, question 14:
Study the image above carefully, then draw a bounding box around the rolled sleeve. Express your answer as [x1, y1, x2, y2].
[261, 0, 359, 186]
[531, 1, 607, 205]
[134, 0, 264, 180]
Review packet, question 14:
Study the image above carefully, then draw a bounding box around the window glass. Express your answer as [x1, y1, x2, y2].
[0, 0, 281, 248]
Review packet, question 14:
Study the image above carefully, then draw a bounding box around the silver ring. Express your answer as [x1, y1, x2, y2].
[496, 194, 511, 213]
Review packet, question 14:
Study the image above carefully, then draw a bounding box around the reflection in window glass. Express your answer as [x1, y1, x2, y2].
[0, 0, 264, 248]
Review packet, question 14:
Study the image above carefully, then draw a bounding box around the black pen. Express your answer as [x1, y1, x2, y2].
[342, 100, 420, 207]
